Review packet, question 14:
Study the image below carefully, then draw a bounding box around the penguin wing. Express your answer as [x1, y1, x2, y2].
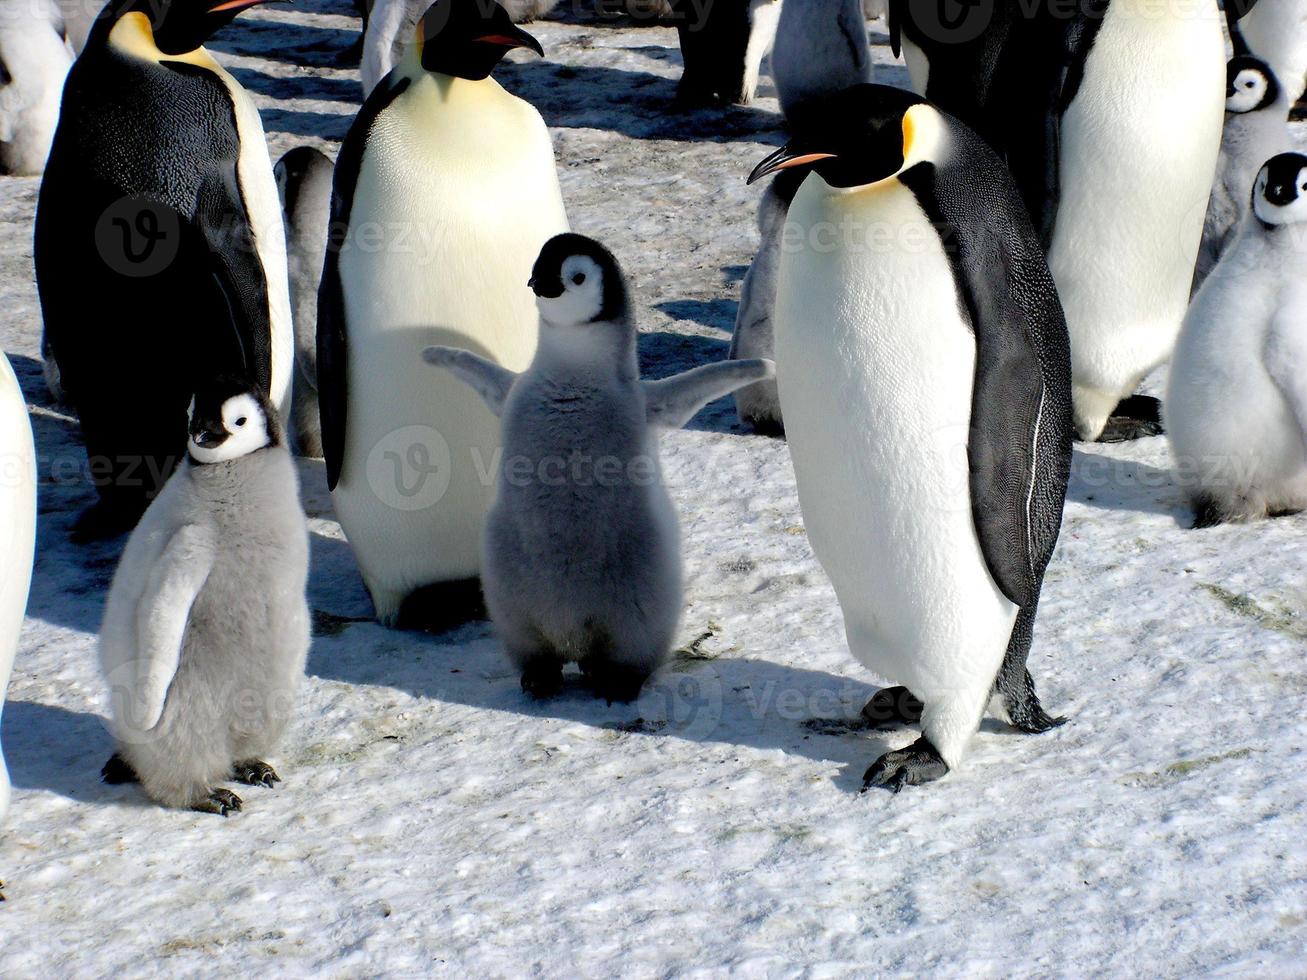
[421, 347, 517, 417]
[643, 359, 775, 429]
[132, 524, 217, 732]
[904, 155, 1073, 610]
[1265, 288, 1307, 457]
[318, 73, 411, 490]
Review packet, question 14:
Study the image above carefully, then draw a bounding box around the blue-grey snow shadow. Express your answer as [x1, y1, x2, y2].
[261, 108, 354, 141]
[1066, 448, 1191, 523]
[8, 355, 121, 635]
[207, 20, 359, 69]
[638, 329, 754, 434]
[1, 701, 139, 806]
[497, 61, 784, 144]
[224, 66, 358, 104]
[306, 624, 891, 794]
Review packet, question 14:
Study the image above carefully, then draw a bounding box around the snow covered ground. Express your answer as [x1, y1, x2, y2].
[2, 1, 1306, 974]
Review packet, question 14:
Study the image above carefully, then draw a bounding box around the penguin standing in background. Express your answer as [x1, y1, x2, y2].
[275, 146, 334, 458]
[0, 0, 73, 176]
[35, 0, 293, 540]
[360, 0, 559, 96]
[771, 0, 872, 122]
[424, 234, 774, 702]
[0, 351, 36, 827]
[669, 0, 781, 105]
[1168, 153, 1307, 529]
[748, 85, 1072, 790]
[320, 0, 568, 629]
[1195, 56, 1292, 291]
[1228, 0, 1307, 105]
[99, 377, 309, 816]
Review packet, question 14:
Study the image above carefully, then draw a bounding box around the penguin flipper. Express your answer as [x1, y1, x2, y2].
[1265, 294, 1307, 458]
[421, 346, 517, 418]
[131, 524, 217, 732]
[643, 359, 776, 429]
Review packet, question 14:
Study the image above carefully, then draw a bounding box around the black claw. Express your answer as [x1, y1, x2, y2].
[232, 760, 279, 788]
[194, 788, 243, 817]
[101, 753, 139, 784]
[861, 736, 949, 793]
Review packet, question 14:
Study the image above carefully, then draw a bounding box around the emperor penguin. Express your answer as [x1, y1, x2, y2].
[669, 0, 782, 105]
[319, 0, 569, 630]
[275, 145, 334, 458]
[99, 377, 309, 815]
[890, 0, 1226, 442]
[1228, 0, 1307, 106]
[360, 0, 560, 96]
[1195, 56, 1293, 291]
[0, 0, 73, 176]
[0, 351, 36, 827]
[424, 234, 774, 702]
[748, 85, 1073, 790]
[34, 0, 293, 540]
[1167, 153, 1307, 529]
[771, 0, 872, 123]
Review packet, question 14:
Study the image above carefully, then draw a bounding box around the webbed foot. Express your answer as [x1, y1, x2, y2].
[193, 788, 242, 817]
[232, 760, 280, 788]
[862, 736, 949, 793]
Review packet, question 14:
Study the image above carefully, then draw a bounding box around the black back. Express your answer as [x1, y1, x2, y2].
[316, 71, 411, 490]
[34, 38, 273, 512]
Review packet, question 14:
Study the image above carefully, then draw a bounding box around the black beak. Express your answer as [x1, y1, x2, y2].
[475, 25, 544, 58]
[529, 275, 563, 298]
[191, 426, 228, 449]
[747, 145, 837, 185]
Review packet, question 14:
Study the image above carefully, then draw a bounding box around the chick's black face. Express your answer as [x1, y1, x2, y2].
[748, 85, 925, 190]
[187, 375, 280, 463]
[417, 0, 543, 80]
[529, 233, 628, 326]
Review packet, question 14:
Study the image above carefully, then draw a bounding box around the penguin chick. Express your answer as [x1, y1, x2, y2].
[771, 0, 873, 124]
[1167, 152, 1307, 529]
[423, 234, 773, 703]
[0, 0, 73, 175]
[1194, 56, 1292, 292]
[99, 378, 309, 815]
[274, 146, 334, 458]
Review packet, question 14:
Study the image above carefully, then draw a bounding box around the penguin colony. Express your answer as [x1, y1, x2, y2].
[0, 0, 1298, 817]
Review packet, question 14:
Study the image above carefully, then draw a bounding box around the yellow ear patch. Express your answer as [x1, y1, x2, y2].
[108, 11, 220, 70]
[902, 108, 917, 162]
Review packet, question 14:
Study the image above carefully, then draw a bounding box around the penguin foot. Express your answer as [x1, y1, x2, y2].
[193, 788, 243, 817]
[743, 415, 785, 438]
[998, 668, 1067, 734]
[232, 760, 280, 789]
[579, 658, 648, 705]
[860, 686, 924, 728]
[100, 753, 139, 784]
[1191, 494, 1227, 530]
[1269, 507, 1303, 520]
[71, 499, 144, 543]
[1096, 395, 1164, 443]
[394, 579, 487, 634]
[861, 736, 949, 793]
[520, 657, 564, 700]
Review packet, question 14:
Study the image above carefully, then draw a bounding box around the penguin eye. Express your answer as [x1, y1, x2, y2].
[235, 417, 248, 428]
[572, 273, 586, 286]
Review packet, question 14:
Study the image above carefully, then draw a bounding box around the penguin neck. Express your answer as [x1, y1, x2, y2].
[397, 44, 508, 103]
[531, 324, 638, 385]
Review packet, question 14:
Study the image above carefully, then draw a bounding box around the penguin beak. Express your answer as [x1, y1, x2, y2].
[207, 0, 274, 13]
[190, 423, 229, 449]
[474, 26, 544, 58]
[747, 146, 837, 184]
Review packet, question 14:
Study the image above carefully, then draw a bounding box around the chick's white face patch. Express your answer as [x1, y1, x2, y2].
[188, 393, 270, 463]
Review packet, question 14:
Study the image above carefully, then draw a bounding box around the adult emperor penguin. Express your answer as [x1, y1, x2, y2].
[1167, 153, 1307, 529]
[275, 145, 334, 458]
[1228, 0, 1307, 105]
[319, 0, 568, 629]
[669, 0, 781, 105]
[890, 0, 1226, 442]
[0, 0, 73, 176]
[99, 377, 309, 815]
[1194, 56, 1292, 291]
[771, 0, 873, 122]
[0, 352, 36, 827]
[34, 0, 293, 540]
[425, 234, 773, 701]
[748, 85, 1073, 790]
[360, 0, 559, 96]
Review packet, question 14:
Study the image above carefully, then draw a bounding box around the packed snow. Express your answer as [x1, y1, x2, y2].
[1, 1, 1305, 973]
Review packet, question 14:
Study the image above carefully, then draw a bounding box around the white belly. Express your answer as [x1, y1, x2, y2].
[334, 74, 568, 621]
[0, 352, 37, 825]
[774, 177, 1017, 743]
[1050, 0, 1225, 435]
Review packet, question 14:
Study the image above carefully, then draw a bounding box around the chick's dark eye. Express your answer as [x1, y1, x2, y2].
[235, 417, 247, 427]
[572, 273, 586, 285]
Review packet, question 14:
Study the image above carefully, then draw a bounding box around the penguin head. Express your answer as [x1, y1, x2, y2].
[747, 85, 941, 192]
[117, 0, 274, 56]
[528, 234, 630, 333]
[1226, 55, 1280, 113]
[414, 0, 544, 81]
[187, 377, 280, 465]
[1253, 153, 1307, 227]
